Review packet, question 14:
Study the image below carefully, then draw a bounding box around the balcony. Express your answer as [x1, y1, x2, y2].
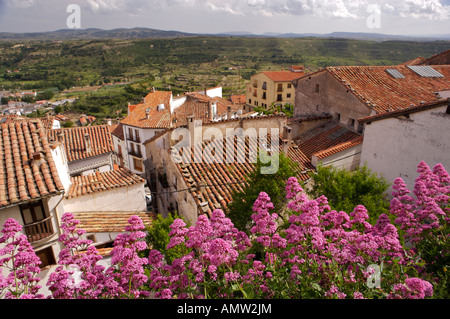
[23, 215, 55, 243]
[129, 150, 143, 159]
[127, 134, 141, 143]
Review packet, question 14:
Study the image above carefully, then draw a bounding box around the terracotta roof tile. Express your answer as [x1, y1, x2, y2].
[262, 71, 305, 82]
[174, 134, 313, 216]
[72, 211, 154, 233]
[325, 65, 450, 114]
[0, 119, 65, 207]
[47, 125, 114, 163]
[172, 95, 241, 126]
[65, 168, 145, 199]
[313, 135, 363, 160]
[296, 123, 362, 160]
[121, 91, 173, 129]
[110, 123, 124, 140]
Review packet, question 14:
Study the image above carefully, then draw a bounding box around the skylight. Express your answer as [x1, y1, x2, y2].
[407, 65, 444, 78]
[386, 68, 405, 79]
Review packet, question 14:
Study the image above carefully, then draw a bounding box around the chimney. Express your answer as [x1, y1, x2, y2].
[106, 118, 112, 126]
[33, 152, 42, 161]
[145, 108, 151, 119]
[208, 101, 214, 121]
[283, 126, 293, 141]
[187, 115, 202, 146]
[84, 133, 91, 153]
[282, 139, 290, 155]
[227, 105, 232, 120]
[57, 132, 64, 143]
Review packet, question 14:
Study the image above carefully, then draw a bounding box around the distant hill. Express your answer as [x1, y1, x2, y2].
[0, 27, 449, 42]
[0, 27, 196, 40]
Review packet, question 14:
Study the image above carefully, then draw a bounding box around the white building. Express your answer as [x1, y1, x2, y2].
[359, 99, 450, 193]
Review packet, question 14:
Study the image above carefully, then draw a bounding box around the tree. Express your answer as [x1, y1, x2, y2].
[144, 212, 188, 264]
[307, 164, 390, 225]
[227, 152, 299, 233]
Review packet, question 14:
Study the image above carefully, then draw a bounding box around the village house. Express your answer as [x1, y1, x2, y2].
[0, 118, 72, 291]
[47, 125, 115, 176]
[143, 114, 313, 224]
[358, 98, 450, 193]
[246, 65, 305, 110]
[291, 63, 450, 133]
[117, 87, 244, 178]
[290, 53, 450, 175]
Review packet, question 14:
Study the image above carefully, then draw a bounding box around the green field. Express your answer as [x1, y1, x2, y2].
[1, 36, 449, 119]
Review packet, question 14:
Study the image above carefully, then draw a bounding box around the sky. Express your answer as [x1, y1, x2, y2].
[0, 0, 449, 36]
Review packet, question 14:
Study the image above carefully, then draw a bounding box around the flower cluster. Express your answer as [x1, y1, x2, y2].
[1, 161, 447, 299]
[0, 219, 43, 299]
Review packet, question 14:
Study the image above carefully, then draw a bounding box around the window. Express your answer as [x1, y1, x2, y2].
[262, 82, 267, 90]
[287, 83, 292, 89]
[135, 129, 140, 142]
[128, 127, 133, 140]
[133, 158, 143, 172]
[20, 201, 46, 225]
[446, 105, 450, 114]
[20, 201, 53, 243]
[287, 93, 291, 98]
[262, 92, 266, 100]
[277, 84, 283, 92]
[36, 246, 56, 269]
[248, 99, 252, 104]
[315, 84, 320, 93]
[348, 118, 356, 128]
[277, 94, 282, 102]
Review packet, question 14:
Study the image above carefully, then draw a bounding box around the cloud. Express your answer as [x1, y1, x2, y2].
[4, 0, 37, 9]
[83, 0, 450, 21]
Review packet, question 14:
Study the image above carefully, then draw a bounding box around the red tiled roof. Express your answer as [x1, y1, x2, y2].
[230, 95, 246, 104]
[110, 123, 124, 140]
[0, 119, 65, 207]
[262, 71, 305, 82]
[72, 211, 154, 233]
[313, 135, 363, 160]
[121, 91, 173, 129]
[326, 65, 450, 114]
[296, 123, 362, 160]
[47, 125, 114, 163]
[174, 134, 313, 216]
[65, 168, 145, 199]
[358, 98, 450, 124]
[173, 95, 241, 126]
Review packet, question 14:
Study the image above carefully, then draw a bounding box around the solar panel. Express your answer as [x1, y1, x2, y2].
[407, 65, 444, 78]
[386, 68, 405, 79]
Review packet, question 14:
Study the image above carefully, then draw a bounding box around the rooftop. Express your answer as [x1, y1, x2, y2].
[72, 211, 154, 233]
[324, 64, 450, 114]
[121, 90, 173, 129]
[262, 70, 305, 82]
[0, 119, 65, 208]
[295, 122, 362, 161]
[174, 134, 313, 216]
[47, 125, 114, 163]
[65, 168, 145, 199]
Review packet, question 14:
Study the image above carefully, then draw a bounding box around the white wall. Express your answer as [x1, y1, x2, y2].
[51, 144, 72, 192]
[68, 153, 113, 176]
[312, 144, 362, 171]
[360, 105, 450, 193]
[62, 182, 146, 213]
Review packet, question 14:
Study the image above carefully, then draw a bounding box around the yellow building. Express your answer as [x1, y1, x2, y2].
[246, 66, 305, 111]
